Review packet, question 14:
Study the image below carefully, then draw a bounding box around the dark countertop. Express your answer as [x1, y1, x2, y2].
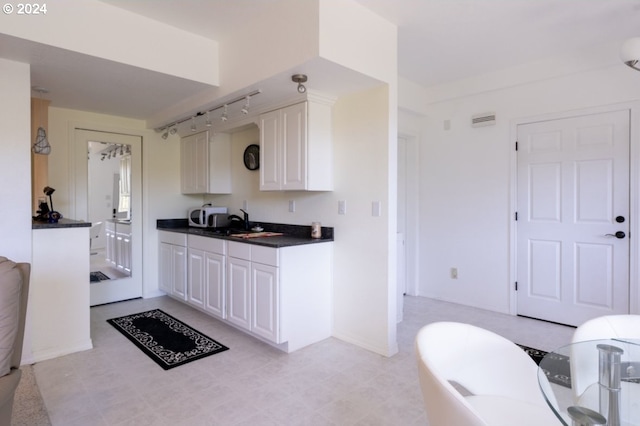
[157, 219, 333, 248]
[32, 218, 92, 229]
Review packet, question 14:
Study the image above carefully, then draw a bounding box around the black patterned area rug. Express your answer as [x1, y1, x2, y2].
[518, 344, 572, 388]
[90, 271, 110, 283]
[107, 309, 229, 370]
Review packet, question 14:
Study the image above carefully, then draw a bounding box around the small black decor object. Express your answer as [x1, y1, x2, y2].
[107, 309, 229, 370]
[243, 144, 260, 170]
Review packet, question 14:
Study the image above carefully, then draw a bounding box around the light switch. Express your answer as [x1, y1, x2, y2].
[372, 201, 381, 217]
[338, 200, 346, 215]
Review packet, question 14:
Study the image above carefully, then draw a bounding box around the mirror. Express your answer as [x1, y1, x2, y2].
[88, 141, 133, 281]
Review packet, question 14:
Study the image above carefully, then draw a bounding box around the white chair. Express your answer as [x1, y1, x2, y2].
[570, 315, 640, 421]
[89, 221, 103, 254]
[415, 321, 559, 426]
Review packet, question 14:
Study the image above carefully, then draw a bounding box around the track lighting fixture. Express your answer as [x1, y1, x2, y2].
[153, 89, 262, 134]
[621, 37, 640, 72]
[161, 129, 169, 140]
[241, 96, 251, 115]
[292, 74, 307, 93]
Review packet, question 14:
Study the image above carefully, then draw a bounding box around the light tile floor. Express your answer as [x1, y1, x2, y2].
[33, 296, 575, 425]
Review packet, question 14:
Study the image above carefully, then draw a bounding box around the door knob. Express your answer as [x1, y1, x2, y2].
[605, 231, 626, 239]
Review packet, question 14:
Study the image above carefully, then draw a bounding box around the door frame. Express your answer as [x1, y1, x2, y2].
[398, 132, 420, 297]
[509, 101, 640, 317]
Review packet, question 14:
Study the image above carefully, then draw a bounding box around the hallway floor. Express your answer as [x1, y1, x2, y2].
[32, 295, 575, 425]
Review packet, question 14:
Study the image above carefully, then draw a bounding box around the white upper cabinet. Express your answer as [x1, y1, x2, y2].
[181, 130, 232, 194]
[259, 98, 333, 191]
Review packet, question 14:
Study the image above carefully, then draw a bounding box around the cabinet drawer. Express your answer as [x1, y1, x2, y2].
[251, 245, 278, 266]
[228, 241, 251, 260]
[188, 234, 226, 254]
[159, 231, 187, 246]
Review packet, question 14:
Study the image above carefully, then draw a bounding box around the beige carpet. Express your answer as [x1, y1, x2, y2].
[11, 364, 51, 426]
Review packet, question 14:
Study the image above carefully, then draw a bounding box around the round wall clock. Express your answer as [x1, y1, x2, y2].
[243, 144, 260, 170]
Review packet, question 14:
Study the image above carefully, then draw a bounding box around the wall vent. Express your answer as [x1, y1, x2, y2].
[471, 112, 496, 127]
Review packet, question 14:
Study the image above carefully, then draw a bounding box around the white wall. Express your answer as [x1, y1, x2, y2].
[0, 58, 31, 262]
[0, 0, 218, 85]
[408, 55, 640, 315]
[205, 87, 398, 356]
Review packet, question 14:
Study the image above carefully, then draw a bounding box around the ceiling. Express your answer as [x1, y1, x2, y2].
[2, 0, 639, 123]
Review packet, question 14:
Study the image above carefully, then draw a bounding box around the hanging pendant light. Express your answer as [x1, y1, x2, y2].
[32, 87, 52, 155]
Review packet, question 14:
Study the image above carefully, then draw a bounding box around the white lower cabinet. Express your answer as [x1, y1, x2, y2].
[158, 231, 187, 300]
[227, 256, 251, 330]
[159, 231, 332, 352]
[187, 235, 226, 319]
[251, 262, 279, 342]
[227, 242, 280, 343]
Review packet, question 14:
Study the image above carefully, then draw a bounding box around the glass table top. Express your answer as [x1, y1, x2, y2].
[538, 339, 640, 426]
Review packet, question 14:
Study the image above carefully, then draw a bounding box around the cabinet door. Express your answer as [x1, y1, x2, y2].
[181, 131, 209, 194]
[259, 110, 281, 191]
[122, 233, 131, 275]
[159, 242, 173, 294]
[226, 257, 251, 331]
[172, 244, 187, 301]
[251, 263, 280, 343]
[281, 102, 307, 190]
[204, 252, 225, 319]
[187, 248, 205, 309]
[105, 227, 116, 265]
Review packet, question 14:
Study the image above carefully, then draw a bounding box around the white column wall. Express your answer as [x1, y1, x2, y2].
[0, 58, 31, 262]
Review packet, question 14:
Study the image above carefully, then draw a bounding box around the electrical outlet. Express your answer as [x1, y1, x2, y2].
[288, 200, 295, 213]
[450, 268, 458, 279]
[338, 200, 346, 215]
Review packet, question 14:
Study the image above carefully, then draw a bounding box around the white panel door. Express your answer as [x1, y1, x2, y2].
[259, 110, 281, 190]
[251, 263, 279, 342]
[204, 252, 225, 319]
[227, 257, 251, 331]
[187, 248, 205, 309]
[281, 102, 307, 190]
[517, 110, 630, 326]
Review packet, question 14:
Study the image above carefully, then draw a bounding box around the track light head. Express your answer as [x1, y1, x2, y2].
[190, 116, 197, 132]
[169, 125, 178, 135]
[161, 129, 168, 140]
[292, 74, 307, 93]
[221, 105, 228, 122]
[241, 96, 251, 115]
[205, 111, 212, 127]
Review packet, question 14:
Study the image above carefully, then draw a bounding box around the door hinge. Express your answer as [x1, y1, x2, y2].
[515, 281, 518, 291]
[515, 212, 518, 221]
[515, 141, 518, 151]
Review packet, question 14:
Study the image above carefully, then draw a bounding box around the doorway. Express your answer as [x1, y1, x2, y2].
[74, 129, 142, 306]
[397, 134, 420, 322]
[516, 109, 631, 326]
